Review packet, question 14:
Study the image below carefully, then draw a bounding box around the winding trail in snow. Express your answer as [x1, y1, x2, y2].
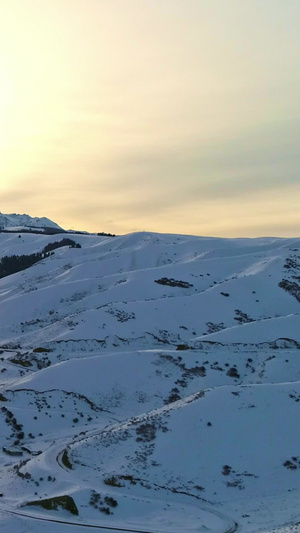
[0, 504, 239, 533]
[47, 396, 239, 533]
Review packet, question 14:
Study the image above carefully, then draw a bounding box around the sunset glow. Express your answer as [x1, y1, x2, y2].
[0, 1, 299, 236]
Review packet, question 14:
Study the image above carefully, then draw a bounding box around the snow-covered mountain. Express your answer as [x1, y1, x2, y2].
[0, 228, 299, 533]
[0, 212, 62, 231]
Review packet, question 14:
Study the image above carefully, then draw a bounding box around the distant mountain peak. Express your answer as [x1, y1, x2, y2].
[0, 212, 62, 231]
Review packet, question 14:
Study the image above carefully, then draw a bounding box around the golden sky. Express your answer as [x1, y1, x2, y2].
[0, 0, 299, 236]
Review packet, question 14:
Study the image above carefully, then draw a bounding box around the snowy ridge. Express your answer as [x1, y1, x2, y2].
[0, 212, 62, 231]
[0, 228, 300, 532]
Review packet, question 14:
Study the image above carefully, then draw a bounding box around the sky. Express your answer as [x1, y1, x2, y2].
[0, 0, 299, 237]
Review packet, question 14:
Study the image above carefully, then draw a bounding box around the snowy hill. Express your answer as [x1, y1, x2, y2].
[0, 228, 299, 532]
[0, 212, 63, 232]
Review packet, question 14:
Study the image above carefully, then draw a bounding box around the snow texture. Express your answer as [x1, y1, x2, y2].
[0, 227, 300, 532]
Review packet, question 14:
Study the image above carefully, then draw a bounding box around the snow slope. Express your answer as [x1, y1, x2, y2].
[0, 229, 300, 532]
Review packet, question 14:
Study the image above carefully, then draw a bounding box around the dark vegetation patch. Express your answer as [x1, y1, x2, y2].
[9, 353, 51, 370]
[97, 232, 116, 237]
[0, 238, 82, 279]
[104, 475, 124, 487]
[2, 447, 23, 456]
[0, 253, 48, 279]
[25, 495, 78, 515]
[278, 254, 300, 301]
[176, 344, 190, 351]
[89, 490, 118, 515]
[222, 465, 232, 476]
[234, 309, 254, 324]
[226, 367, 240, 379]
[206, 321, 225, 334]
[221, 464, 258, 490]
[154, 277, 193, 288]
[0, 227, 66, 235]
[183, 365, 206, 378]
[42, 238, 80, 253]
[119, 474, 137, 485]
[283, 457, 300, 470]
[104, 496, 118, 507]
[159, 353, 206, 381]
[1, 405, 24, 446]
[9, 358, 32, 368]
[61, 449, 73, 470]
[102, 474, 210, 505]
[135, 422, 158, 442]
[289, 392, 300, 402]
[13, 388, 103, 413]
[283, 256, 300, 271]
[279, 279, 300, 303]
[106, 307, 135, 322]
[164, 387, 181, 404]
